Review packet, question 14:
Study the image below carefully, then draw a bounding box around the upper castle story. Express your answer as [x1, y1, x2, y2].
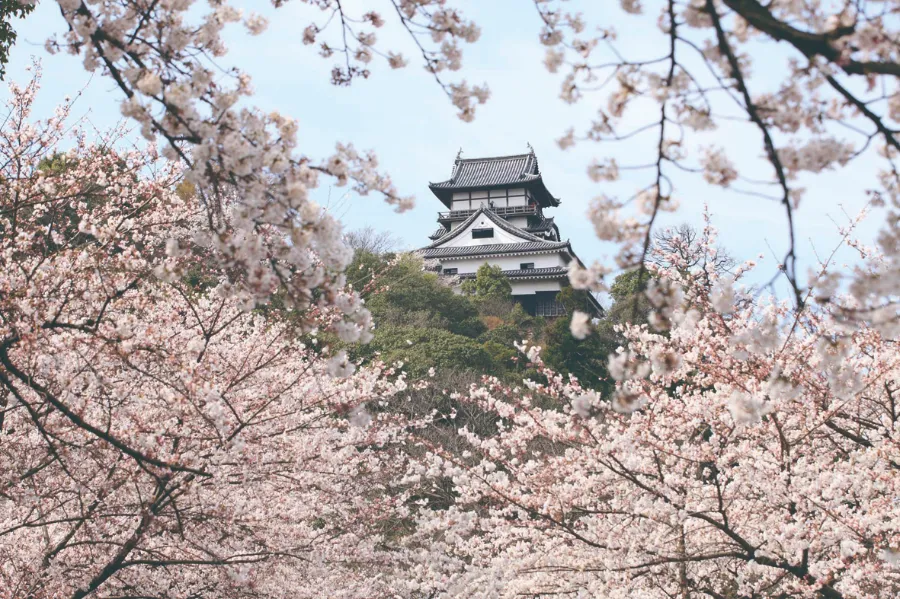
[427, 148, 562, 243]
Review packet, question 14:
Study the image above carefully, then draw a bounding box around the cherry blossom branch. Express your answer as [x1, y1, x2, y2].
[706, 0, 801, 308]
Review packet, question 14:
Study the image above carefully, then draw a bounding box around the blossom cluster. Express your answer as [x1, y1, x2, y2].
[390, 226, 900, 598]
[530, 0, 900, 311]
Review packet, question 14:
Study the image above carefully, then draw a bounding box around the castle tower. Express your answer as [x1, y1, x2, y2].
[419, 148, 602, 317]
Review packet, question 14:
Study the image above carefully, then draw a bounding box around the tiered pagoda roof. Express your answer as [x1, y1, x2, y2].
[421, 148, 604, 317]
[524, 216, 559, 239]
[428, 227, 449, 241]
[428, 150, 561, 208]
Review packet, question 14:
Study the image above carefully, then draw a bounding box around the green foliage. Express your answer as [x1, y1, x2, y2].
[0, 1, 34, 81]
[363, 254, 479, 337]
[18, 152, 144, 252]
[461, 263, 512, 300]
[366, 326, 493, 377]
[345, 251, 545, 379]
[453, 316, 488, 338]
[540, 269, 658, 392]
[608, 268, 652, 324]
[609, 268, 650, 304]
[481, 341, 518, 373]
[459, 278, 475, 296]
[478, 322, 521, 348]
[182, 264, 220, 294]
[25, 153, 90, 249]
[540, 269, 653, 390]
[346, 249, 391, 292]
[556, 286, 597, 314]
[541, 314, 616, 395]
[472, 294, 518, 319]
[37, 152, 70, 174]
[175, 180, 197, 201]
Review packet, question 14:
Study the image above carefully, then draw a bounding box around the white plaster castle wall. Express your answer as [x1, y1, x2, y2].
[506, 193, 528, 207]
[448, 213, 528, 231]
[435, 188, 566, 299]
[441, 253, 567, 274]
[511, 280, 562, 295]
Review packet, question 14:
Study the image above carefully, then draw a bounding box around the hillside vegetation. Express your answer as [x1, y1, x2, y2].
[343, 245, 648, 396]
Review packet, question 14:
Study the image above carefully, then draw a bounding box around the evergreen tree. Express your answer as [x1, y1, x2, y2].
[460, 263, 512, 299]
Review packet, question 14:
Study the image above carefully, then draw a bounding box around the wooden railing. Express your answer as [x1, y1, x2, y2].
[437, 204, 538, 220]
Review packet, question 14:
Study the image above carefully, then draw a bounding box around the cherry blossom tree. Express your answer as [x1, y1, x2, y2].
[11, 0, 900, 315]
[6, 1, 900, 597]
[538, 0, 900, 321]
[0, 71, 418, 599]
[11, 0, 488, 329]
[395, 221, 900, 598]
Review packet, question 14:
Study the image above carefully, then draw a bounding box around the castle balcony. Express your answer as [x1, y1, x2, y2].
[437, 204, 539, 223]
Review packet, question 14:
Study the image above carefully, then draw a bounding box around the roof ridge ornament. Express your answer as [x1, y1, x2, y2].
[526, 142, 541, 175]
[449, 147, 463, 180]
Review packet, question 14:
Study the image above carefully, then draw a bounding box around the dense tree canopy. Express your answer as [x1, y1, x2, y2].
[542, 287, 618, 394]
[342, 248, 635, 387]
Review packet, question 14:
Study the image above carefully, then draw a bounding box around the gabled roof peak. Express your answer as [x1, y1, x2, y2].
[423, 206, 546, 250]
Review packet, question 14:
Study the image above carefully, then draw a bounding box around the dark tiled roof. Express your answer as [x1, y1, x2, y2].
[431, 153, 541, 189]
[428, 227, 448, 240]
[457, 266, 568, 280]
[525, 217, 555, 233]
[428, 149, 561, 208]
[419, 241, 571, 259]
[423, 206, 544, 250]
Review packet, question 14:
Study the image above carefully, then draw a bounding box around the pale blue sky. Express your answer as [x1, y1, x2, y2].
[4, 0, 883, 297]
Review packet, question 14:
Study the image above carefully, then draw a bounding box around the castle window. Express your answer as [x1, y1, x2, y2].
[520, 262, 535, 270]
[472, 228, 494, 239]
[443, 268, 458, 275]
[536, 299, 566, 317]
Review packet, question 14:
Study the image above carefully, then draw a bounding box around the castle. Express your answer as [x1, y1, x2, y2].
[418, 148, 602, 317]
